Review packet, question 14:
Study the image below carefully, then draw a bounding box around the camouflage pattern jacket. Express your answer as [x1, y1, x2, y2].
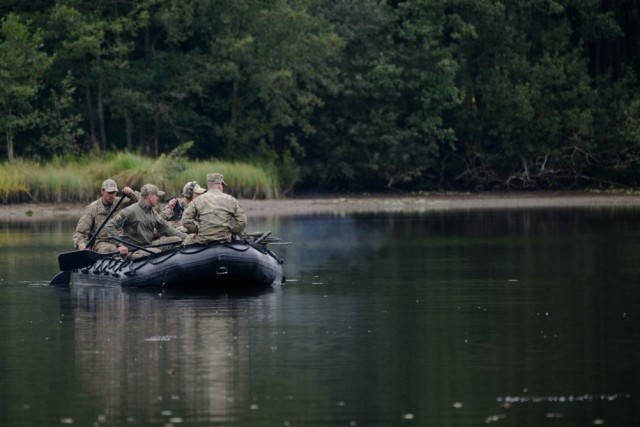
[160, 197, 188, 227]
[72, 193, 139, 249]
[182, 189, 246, 243]
[106, 199, 186, 247]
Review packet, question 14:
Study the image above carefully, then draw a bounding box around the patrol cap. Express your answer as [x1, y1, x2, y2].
[101, 179, 118, 192]
[182, 181, 206, 198]
[140, 183, 166, 197]
[206, 173, 227, 185]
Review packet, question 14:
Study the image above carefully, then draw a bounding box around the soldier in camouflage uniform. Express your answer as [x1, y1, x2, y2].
[72, 178, 138, 255]
[160, 181, 206, 231]
[106, 184, 186, 259]
[182, 173, 246, 244]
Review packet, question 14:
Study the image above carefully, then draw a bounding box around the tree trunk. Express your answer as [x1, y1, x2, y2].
[138, 122, 147, 154]
[5, 105, 14, 163]
[6, 130, 14, 164]
[228, 78, 240, 154]
[124, 109, 133, 150]
[153, 109, 160, 157]
[145, 26, 151, 57]
[83, 61, 99, 151]
[97, 71, 107, 151]
[231, 78, 239, 126]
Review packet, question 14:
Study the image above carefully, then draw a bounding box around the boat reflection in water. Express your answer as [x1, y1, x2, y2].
[73, 283, 279, 425]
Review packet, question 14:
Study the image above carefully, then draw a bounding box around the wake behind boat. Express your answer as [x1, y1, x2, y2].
[57, 232, 286, 290]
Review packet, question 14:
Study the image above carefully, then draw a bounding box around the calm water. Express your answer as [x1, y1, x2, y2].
[0, 208, 638, 426]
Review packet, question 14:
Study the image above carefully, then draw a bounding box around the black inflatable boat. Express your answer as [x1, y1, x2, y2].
[70, 239, 285, 290]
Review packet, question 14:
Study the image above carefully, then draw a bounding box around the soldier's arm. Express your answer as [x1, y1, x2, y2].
[229, 202, 247, 235]
[72, 205, 94, 249]
[119, 188, 140, 208]
[154, 212, 186, 240]
[182, 202, 198, 233]
[105, 211, 126, 240]
[160, 198, 177, 221]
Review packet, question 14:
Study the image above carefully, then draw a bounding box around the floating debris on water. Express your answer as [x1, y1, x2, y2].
[485, 414, 506, 423]
[545, 412, 563, 418]
[145, 335, 177, 342]
[496, 393, 631, 404]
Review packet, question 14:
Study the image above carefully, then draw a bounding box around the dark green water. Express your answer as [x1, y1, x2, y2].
[1, 209, 638, 426]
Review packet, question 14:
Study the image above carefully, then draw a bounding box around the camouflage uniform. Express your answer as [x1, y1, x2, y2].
[161, 182, 205, 231]
[160, 198, 188, 230]
[106, 199, 186, 258]
[182, 189, 246, 244]
[72, 193, 139, 253]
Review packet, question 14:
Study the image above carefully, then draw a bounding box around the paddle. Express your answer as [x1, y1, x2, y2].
[49, 193, 126, 286]
[49, 270, 71, 286]
[57, 238, 182, 272]
[241, 231, 287, 245]
[86, 194, 126, 249]
[254, 231, 272, 244]
[110, 236, 182, 254]
[58, 250, 120, 271]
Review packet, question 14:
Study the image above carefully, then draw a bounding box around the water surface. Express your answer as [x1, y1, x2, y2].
[1, 208, 638, 426]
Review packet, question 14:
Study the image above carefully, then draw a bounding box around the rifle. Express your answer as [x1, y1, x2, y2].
[166, 197, 184, 219]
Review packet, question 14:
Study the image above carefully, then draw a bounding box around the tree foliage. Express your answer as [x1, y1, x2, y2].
[0, 13, 51, 163]
[2, 0, 640, 191]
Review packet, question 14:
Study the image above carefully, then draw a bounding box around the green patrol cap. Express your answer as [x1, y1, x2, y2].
[101, 179, 118, 192]
[206, 173, 227, 185]
[140, 183, 166, 197]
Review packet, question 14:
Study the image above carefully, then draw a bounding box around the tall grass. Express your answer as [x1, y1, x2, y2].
[0, 153, 280, 204]
[173, 160, 278, 199]
[0, 160, 31, 203]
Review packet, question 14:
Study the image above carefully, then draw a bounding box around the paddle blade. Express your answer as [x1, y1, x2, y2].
[58, 250, 103, 271]
[49, 270, 71, 286]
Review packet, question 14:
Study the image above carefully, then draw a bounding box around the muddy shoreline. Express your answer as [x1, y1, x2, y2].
[1, 192, 639, 222]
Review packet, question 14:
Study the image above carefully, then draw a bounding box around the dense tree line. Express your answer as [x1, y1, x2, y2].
[1, 0, 639, 192]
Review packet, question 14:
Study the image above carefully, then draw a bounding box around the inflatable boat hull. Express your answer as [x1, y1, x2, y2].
[71, 242, 285, 290]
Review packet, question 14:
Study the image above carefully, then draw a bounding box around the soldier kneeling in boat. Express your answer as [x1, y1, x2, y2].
[160, 180, 206, 232]
[73, 178, 138, 255]
[106, 184, 186, 259]
[182, 173, 246, 244]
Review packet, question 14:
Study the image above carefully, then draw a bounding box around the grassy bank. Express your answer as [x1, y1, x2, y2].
[0, 153, 279, 204]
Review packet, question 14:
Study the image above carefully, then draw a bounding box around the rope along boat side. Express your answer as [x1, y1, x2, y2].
[71, 236, 285, 290]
